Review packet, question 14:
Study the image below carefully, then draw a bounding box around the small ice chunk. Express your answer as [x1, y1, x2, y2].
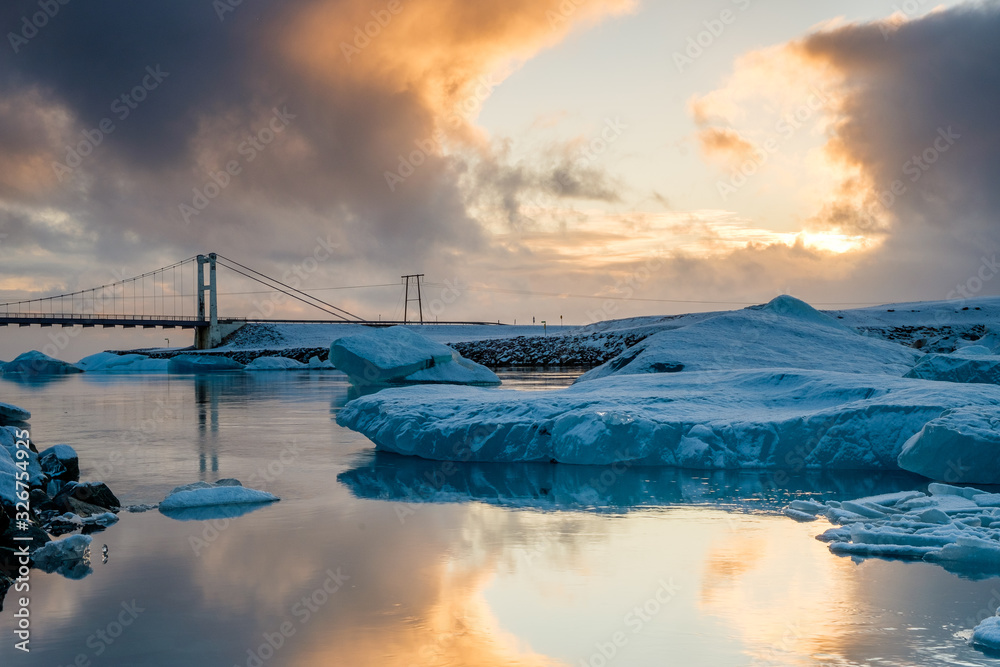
[783, 508, 818, 522]
[788, 499, 826, 513]
[974, 494, 1000, 508]
[973, 615, 1000, 651]
[244, 356, 307, 371]
[31, 534, 93, 579]
[159, 485, 278, 511]
[841, 500, 888, 519]
[915, 508, 952, 524]
[829, 541, 939, 559]
[167, 354, 244, 373]
[928, 482, 987, 499]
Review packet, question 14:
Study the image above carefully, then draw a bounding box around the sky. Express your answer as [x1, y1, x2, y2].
[0, 0, 997, 356]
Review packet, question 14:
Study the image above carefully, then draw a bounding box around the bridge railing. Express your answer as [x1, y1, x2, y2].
[0, 312, 205, 322]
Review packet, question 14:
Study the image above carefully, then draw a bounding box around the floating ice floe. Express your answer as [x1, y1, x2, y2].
[973, 612, 1000, 652]
[905, 349, 1000, 384]
[76, 352, 169, 373]
[167, 354, 244, 373]
[576, 296, 921, 383]
[158, 479, 278, 520]
[330, 326, 499, 386]
[31, 534, 93, 579]
[785, 483, 1000, 578]
[244, 356, 308, 371]
[336, 369, 1000, 466]
[897, 406, 1000, 483]
[3, 350, 82, 376]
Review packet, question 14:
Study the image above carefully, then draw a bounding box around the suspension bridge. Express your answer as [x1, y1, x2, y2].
[0, 253, 498, 349]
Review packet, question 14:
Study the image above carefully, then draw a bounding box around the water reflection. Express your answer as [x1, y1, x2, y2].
[338, 451, 930, 514]
[3, 372, 1000, 666]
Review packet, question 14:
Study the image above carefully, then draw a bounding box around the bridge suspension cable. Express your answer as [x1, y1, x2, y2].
[214, 255, 364, 322]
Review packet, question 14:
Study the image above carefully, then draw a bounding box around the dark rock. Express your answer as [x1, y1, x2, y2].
[38, 444, 80, 483]
[53, 482, 120, 512]
[214, 478, 243, 487]
[0, 521, 50, 552]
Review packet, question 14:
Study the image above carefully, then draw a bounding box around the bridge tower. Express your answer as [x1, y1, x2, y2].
[195, 253, 221, 349]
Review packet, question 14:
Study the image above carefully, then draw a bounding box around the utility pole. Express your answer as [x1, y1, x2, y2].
[401, 274, 425, 324]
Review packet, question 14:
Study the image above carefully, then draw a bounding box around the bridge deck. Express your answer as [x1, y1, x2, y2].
[0, 314, 502, 328]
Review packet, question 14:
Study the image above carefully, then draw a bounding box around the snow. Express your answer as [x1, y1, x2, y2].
[244, 356, 308, 371]
[159, 482, 278, 511]
[973, 614, 1000, 651]
[167, 354, 245, 373]
[336, 369, 1000, 466]
[785, 484, 1000, 577]
[897, 407, 1000, 483]
[3, 350, 82, 375]
[576, 296, 921, 383]
[905, 350, 1000, 384]
[330, 326, 499, 385]
[0, 400, 30, 423]
[0, 425, 44, 487]
[76, 352, 169, 373]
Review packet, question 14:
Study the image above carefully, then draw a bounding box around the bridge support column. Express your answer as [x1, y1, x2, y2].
[195, 253, 223, 349]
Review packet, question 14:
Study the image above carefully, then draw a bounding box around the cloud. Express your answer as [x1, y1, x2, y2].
[697, 127, 759, 167]
[0, 0, 633, 293]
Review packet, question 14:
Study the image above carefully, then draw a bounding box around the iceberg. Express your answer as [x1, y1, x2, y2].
[3, 350, 82, 376]
[76, 352, 169, 373]
[330, 326, 499, 385]
[576, 295, 921, 383]
[336, 369, 1000, 466]
[158, 480, 278, 520]
[167, 354, 244, 373]
[905, 350, 1000, 384]
[244, 356, 307, 371]
[897, 406, 1000, 483]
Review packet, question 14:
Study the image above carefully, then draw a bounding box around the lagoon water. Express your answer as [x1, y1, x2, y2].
[1, 369, 998, 666]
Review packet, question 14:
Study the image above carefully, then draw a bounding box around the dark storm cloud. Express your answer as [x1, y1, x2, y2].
[801, 3, 1000, 254]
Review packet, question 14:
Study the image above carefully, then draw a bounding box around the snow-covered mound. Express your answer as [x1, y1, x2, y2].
[336, 370, 1000, 467]
[905, 349, 1000, 384]
[167, 354, 244, 373]
[159, 480, 278, 512]
[786, 483, 1000, 579]
[3, 350, 82, 375]
[576, 295, 921, 383]
[897, 407, 1000, 483]
[331, 326, 500, 386]
[244, 356, 308, 371]
[76, 352, 169, 373]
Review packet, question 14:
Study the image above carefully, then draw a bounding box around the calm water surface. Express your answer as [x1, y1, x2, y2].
[1, 370, 998, 666]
